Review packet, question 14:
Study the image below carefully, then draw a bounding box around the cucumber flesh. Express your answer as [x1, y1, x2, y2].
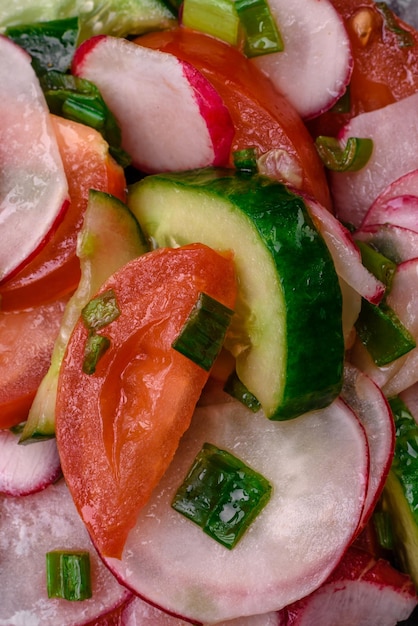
[20, 190, 148, 442]
[0, 0, 176, 43]
[128, 169, 344, 420]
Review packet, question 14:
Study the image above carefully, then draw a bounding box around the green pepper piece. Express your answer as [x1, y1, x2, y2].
[355, 240, 396, 291]
[355, 299, 415, 366]
[223, 370, 261, 412]
[235, 0, 284, 57]
[81, 289, 120, 332]
[46, 550, 92, 601]
[375, 2, 415, 48]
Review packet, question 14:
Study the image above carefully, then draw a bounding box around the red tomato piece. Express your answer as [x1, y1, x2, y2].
[56, 243, 237, 559]
[0, 116, 126, 311]
[0, 298, 67, 429]
[309, 0, 418, 137]
[135, 27, 332, 210]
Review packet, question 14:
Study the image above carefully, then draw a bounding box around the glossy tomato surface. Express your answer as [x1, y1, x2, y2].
[56, 243, 237, 559]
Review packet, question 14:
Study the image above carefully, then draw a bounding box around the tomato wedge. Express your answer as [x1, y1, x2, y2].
[0, 116, 126, 311]
[0, 298, 67, 429]
[135, 27, 332, 210]
[56, 243, 237, 559]
[310, 0, 418, 137]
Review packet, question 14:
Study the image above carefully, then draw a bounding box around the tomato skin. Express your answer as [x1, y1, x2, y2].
[56, 244, 237, 559]
[0, 116, 126, 311]
[0, 298, 67, 429]
[309, 0, 418, 137]
[135, 27, 332, 210]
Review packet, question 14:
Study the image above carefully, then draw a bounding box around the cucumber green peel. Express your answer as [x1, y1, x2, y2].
[129, 168, 344, 420]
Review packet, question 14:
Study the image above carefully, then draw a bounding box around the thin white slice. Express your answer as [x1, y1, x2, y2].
[330, 92, 418, 227]
[104, 397, 368, 624]
[0, 35, 69, 283]
[72, 35, 234, 172]
[0, 479, 131, 625]
[0, 429, 61, 496]
[250, 0, 352, 119]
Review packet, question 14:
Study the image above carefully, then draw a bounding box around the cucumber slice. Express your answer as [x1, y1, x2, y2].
[20, 190, 148, 442]
[128, 169, 344, 420]
[0, 0, 176, 43]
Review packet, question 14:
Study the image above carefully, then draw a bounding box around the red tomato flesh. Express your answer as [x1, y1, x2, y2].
[0, 116, 126, 311]
[135, 27, 332, 210]
[56, 243, 237, 559]
[0, 298, 67, 429]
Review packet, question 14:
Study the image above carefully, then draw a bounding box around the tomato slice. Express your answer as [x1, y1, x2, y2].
[0, 116, 127, 311]
[0, 298, 67, 429]
[56, 243, 237, 559]
[135, 27, 332, 210]
[309, 0, 418, 137]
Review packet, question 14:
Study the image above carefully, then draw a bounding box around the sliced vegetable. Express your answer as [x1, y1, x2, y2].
[21, 190, 147, 442]
[172, 292, 234, 372]
[129, 169, 344, 420]
[102, 396, 368, 623]
[171, 442, 271, 549]
[181, 0, 240, 46]
[355, 299, 416, 367]
[0, 115, 127, 311]
[235, 0, 284, 57]
[383, 396, 418, 589]
[72, 35, 234, 172]
[56, 244, 237, 559]
[355, 239, 397, 290]
[46, 550, 92, 601]
[5, 17, 78, 75]
[0, 35, 69, 284]
[315, 135, 373, 172]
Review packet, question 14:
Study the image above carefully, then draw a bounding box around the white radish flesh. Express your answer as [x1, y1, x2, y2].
[330, 92, 418, 227]
[104, 397, 368, 624]
[354, 223, 418, 263]
[0, 35, 69, 283]
[251, 0, 352, 120]
[72, 35, 234, 173]
[0, 429, 61, 496]
[278, 547, 418, 625]
[0, 479, 132, 625]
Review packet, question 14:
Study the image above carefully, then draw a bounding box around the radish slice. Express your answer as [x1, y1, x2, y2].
[0, 429, 61, 496]
[72, 35, 234, 173]
[305, 197, 385, 304]
[341, 364, 395, 531]
[103, 397, 368, 624]
[0, 479, 131, 625]
[354, 223, 418, 263]
[330, 92, 418, 228]
[278, 547, 418, 625]
[361, 194, 418, 233]
[251, 0, 352, 119]
[0, 35, 69, 284]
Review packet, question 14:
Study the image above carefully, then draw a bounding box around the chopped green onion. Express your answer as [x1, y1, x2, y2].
[172, 442, 272, 549]
[372, 509, 394, 551]
[172, 292, 234, 372]
[375, 2, 415, 48]
[46, 550, 92, 601]
[233, 147, 258, 175]
[5, 17, 78, 76]
[40, 72, 130, 167]
[181, 0, 240, 47]
[355, 240, 396, 291]
[355, 299, 416, 366]
[315, 136, 373, 172]
[235, 0, 284, 57]
[330, 86, 351, 114]
[81, 289, 120, 332]
[223, 371, 261, 412]
[83, 333, 111, 375]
